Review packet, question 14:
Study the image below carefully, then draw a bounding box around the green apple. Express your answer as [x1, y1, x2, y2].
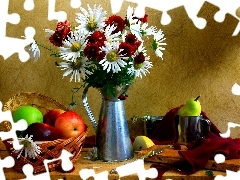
[13, 105, 43, 126]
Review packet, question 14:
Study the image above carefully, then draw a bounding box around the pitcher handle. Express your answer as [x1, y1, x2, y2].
[82, 85, 98, 132]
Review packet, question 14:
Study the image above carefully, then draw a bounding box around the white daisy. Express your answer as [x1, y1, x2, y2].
[76, 4, 107, 34]
[127, 18, 141, 38]
[104, 24, 121, 43]
[28, 40, 40, 62]
[152, 29, 167, 59]
[133, 59, 152, 78]
[99, 41, 128, 73]
[59, 31, 87, 61]
[141, 23, 157, 36]
[128, 45, 153, 78]
[58, 57, 92, 82]
[13, 134, 41, 159]
[126, 5, 134, 20]
[129, 20, 156, 40]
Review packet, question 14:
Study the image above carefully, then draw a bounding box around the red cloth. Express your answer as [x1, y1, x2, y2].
[149, 107, 240, 176]
[150, 106, 221, 143]
[178, 132, 240, 173]
[84, 135, 96, 148]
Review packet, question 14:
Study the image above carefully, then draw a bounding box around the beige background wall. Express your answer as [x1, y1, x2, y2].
[1, 0, 240, 137]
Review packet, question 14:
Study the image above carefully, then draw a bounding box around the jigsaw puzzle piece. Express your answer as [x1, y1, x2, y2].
[0, 0, 20, 37]
[0, 156, 15, 180]
[21, 149, 74, 180]
[24, 0, 34, 11]
[54, 149, 74, 172]
[116, 159, 158, 180]
[79, 169, 109, 180]
[0, 0, 36, 62]
[110, 0, 124, 14]
[181, 0, 207, 29]
[21, 164, 51, 180]
[70, 0, 81, 8]
[215, 170, 240, 180]
[43, 149, 74, 173]
[214, 153, 226, 164]
[219, 122, 240, 138]
[0, 102, 28, 150]
[48, 0, 67, 21]
[231, 83, 240, 95]
[207, 0, 240, 23]
[111, 0, 207, 28]
[197, 1, 239, 35]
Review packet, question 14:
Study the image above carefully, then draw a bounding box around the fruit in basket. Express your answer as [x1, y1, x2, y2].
[13, 105, 43, 125]
[43, 109, 65, 126]
[177, 96, 201, 116]
[132, 136, 155, 151]
[54, 111, 85, 139]
[24, 122, 59, 141]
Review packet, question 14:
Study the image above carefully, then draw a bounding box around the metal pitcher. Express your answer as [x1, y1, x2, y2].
[82, 85, 133, 162]
[177, 115, 211, 145]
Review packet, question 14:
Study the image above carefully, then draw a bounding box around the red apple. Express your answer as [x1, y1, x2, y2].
[43, 109, 65, 126]
[54, 111, 85, 139]
[24, 122, 59, 141]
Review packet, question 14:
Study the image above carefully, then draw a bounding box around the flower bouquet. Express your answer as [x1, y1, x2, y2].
[28, 4, 166, 104]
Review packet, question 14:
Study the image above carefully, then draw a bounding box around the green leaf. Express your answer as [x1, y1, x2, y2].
[205, 170, 214, 177]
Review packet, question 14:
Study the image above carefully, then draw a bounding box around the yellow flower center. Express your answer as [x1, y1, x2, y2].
[71, 42, 81, 52]
[107, 51, 118, 62]
[134, 63, 143, 69]
[87, 16, 97, 31]
[71, 59, 82, 69]
[21, 140, 32, 149]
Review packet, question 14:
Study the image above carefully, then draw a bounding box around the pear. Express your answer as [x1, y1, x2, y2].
[132, 136, 155, 152]
[177, 96, 201, 116]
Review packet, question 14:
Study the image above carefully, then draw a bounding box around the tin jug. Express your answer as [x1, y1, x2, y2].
[82, 85, 133, 162]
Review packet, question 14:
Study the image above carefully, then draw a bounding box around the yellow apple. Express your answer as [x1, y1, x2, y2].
[54, 111, 85, 139]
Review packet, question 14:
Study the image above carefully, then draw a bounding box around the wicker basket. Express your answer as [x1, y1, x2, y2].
[1, 92, 88, 173]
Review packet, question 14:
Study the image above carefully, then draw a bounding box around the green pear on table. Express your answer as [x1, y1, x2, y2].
[177, 96, 201, 116]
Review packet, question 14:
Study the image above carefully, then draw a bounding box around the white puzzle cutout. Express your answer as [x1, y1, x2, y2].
[0, 102, 28, 150]
[110, 0, 240, 35]
[0, 0, 35, 62]
[1, 0, 240, 179]
[115, 159, 158, 180]
[20, 149, 73, 180]
[79, 159, 157, 180]
[0, 156, 15, 180]
[79, 169, 109, 180]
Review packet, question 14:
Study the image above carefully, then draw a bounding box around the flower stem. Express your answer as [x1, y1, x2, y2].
[35, 41, 60, 57]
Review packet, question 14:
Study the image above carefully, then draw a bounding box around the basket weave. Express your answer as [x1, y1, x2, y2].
[1, 92, 88, 173]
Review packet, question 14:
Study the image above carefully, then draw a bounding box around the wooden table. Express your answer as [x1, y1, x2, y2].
[0, 141, 227, 180]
